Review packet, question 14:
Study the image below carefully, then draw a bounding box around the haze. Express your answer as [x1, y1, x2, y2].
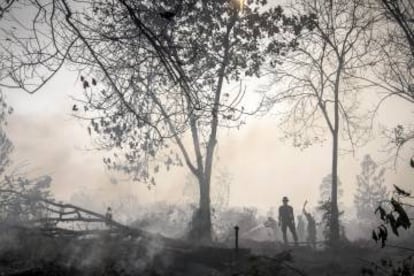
[4, 68, 413, 220]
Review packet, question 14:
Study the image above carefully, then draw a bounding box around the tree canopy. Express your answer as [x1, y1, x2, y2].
[0, 0, 313, 241]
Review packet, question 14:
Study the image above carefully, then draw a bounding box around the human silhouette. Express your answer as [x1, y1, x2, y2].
[303, 201, 316, 249]
[297, 215, 305, 242]
[105, 207, 113, 226]
[278, 196, 298, 245]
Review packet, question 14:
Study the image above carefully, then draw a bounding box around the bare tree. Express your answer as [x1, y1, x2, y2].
[365, 1, 414, 105]
[0, 0, 202, 98]
[266, 0, 380, 245]
[345, 1, 414, 161]
[377, 1, 414, 160]
[379, 0, 414, 56]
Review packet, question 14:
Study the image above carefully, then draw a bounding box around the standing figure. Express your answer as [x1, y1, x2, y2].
[278, 196, 298, 245]
[297, 215, 305, 242]
[105, 207, 113, 226]
[303, 201, 317, 249]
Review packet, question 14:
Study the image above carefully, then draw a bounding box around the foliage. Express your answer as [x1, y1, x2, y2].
[0, 175, 52, 224]
[318, 174, 346, 241]
[372, 184, 412, 247]
[317, 199, 345, 242]
[354, 154, 389, 221]
[68, 0, 311, 184]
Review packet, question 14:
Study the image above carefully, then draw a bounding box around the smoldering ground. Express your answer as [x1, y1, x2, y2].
[1, 196, 414, 276]
[0, 226, 169, 275]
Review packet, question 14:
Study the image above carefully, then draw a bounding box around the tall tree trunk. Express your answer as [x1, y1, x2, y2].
[330, 128, 340, 245]
[330, 60, 342, 246]
[188, 12, 237, 243]
[199, 174, 212, 242]
[189, 173, 212, 243]
[188, 174, 212, 243]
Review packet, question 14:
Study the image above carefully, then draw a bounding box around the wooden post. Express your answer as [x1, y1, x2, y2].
[234, 225, 239, 251]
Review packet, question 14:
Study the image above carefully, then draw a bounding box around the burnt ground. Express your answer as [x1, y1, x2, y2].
[0, 228, 412, 276]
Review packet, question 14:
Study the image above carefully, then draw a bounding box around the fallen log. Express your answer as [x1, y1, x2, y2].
[0, 188, 199, 251]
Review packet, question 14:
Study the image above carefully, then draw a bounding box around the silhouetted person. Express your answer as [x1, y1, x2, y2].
[297, 215, 305, 242]
[278, 196, 298, 245]
[105, 207, 112, 226]
[303, 201, 316, 249]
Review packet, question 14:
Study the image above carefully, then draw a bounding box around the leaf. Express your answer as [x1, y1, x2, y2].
[375, 206, 387, 221]
[393, 184, 410, 196]
[390, 197, 411, 229]
[372, 230, 378, 243]
[387, 214, 399, 236]
[378, 225, 388, 247]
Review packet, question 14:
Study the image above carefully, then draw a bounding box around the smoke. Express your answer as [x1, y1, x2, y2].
[3, 78, 414, 249]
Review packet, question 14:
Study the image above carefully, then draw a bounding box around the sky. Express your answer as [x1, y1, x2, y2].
[3, 67, 414, 218]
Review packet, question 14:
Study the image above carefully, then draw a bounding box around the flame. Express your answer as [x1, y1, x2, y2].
[239, 0, 244, 12]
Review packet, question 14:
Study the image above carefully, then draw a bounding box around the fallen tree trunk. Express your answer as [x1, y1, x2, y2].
[0, 188, 201, 252]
